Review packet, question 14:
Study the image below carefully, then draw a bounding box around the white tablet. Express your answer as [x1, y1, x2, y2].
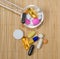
[13, 29, 24, 40]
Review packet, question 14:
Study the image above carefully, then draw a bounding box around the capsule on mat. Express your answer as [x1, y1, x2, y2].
[28, 45, 35, 56]
[29, 36, 39, 45]
[27, 8, 37, 18]
[33, 36, 39, 42]
[29, 39, 34, 45]
[21, 13, 26, 24]
[37, 33, 44, 49]
[27, 31, 36, 38]
[22, 37, 30, 50]
[37, 38, 43, 49]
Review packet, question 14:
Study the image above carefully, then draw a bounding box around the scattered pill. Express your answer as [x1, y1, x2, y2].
[27, 31, 36, 38]
[32, 18, 40, 25]
[21, 13, 26, 24]
[13, 29, 24, 40]
[28, 45, 34, 56]
[33, 36, 39, 42]
[29, 39, 34, 45]
[37, 38, 43, 49]
[25, 19, 30, 25]
[43, 39, 48, 44]
[37, 33, 44, 49]
[27, 8, 37, 18]
[29, 36, 39, 45]
[22, 37, 30, 50]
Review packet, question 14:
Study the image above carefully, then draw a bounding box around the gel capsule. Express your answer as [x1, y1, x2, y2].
[29, 39, 34, 45]
[22, 37, 30, 50]
[33, 36, 39, 42]
[28, 45, 34, 56]
[27, 8, 37, 18]
[21, 13, 26, 24]
[29, 36, 39, 45]
[27, 31, 36, 38]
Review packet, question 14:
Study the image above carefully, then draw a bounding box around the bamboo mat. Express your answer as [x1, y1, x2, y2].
[0, 0, 60, 59]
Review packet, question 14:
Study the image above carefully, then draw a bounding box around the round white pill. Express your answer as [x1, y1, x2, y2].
[13, 29, 24, 40]
[38, 33, 44, 39]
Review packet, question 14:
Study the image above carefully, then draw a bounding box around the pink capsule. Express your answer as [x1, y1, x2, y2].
[32, 18, 40, 25]
[25, 19, 30, 25]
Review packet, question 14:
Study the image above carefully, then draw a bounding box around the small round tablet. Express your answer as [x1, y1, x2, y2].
[13, 29, 24, 40]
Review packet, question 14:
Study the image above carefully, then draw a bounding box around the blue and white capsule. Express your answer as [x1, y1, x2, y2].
[33, 36, 39, 42]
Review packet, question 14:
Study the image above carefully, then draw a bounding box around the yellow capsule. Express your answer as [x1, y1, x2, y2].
[27, 8, 37, 18]
[29, 39, 34, 45]
[22, 37, 30, 50]
[27, 31, 36, 38]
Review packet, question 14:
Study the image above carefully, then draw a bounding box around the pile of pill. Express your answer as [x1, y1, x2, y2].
[13, 30, 48, 56]
[21, 7, 43, 27]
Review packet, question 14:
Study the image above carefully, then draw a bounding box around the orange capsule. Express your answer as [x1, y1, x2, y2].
[43, 39, 48, 44]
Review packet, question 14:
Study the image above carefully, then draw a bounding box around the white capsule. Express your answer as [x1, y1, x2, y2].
[26, 13, 31, 19]
[37, 38, 43, 49]
[38, 33, 44, 39]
